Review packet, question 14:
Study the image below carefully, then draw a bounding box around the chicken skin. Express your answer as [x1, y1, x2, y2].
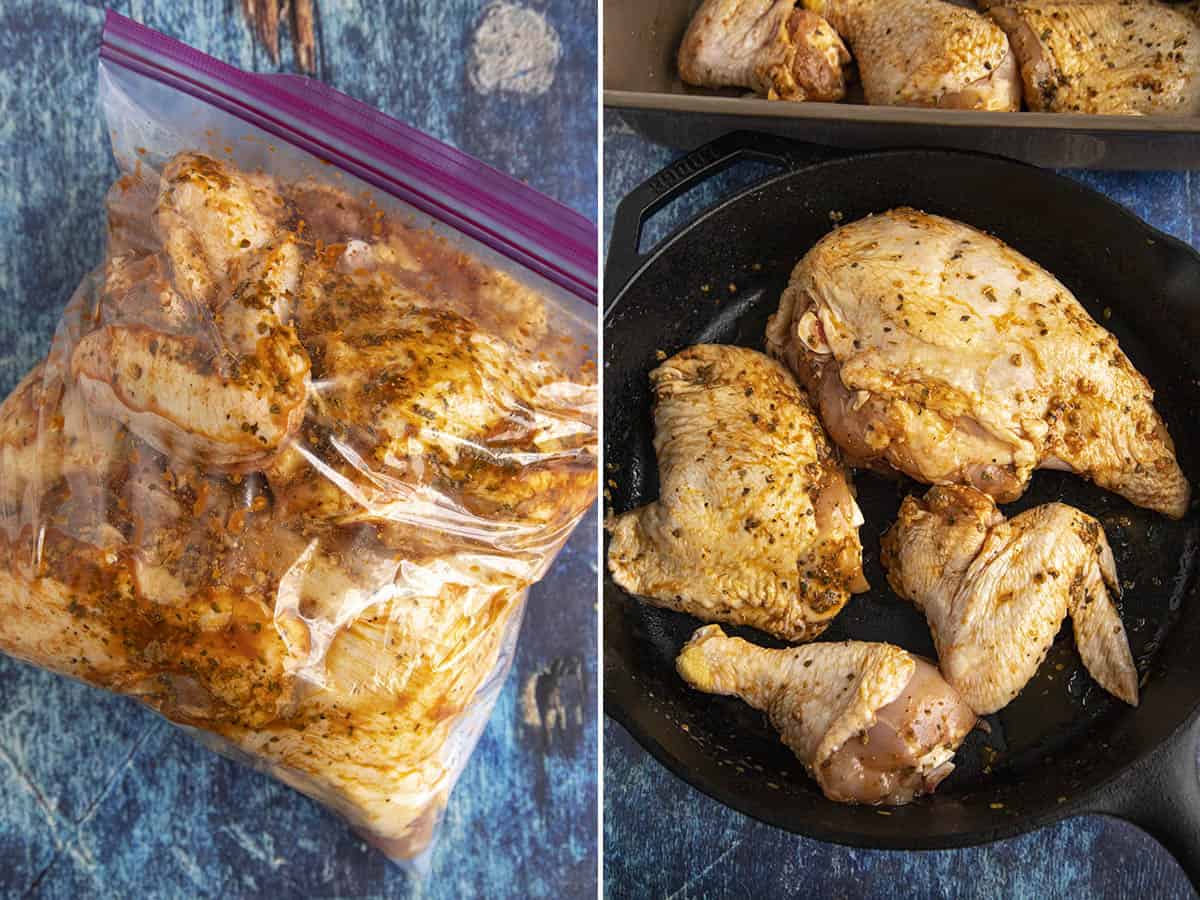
[766, 208, 1189, 519]
[982, 0, 1200, 115]
[803, 0, 1022, 109]
[882, 485, 1139, 715]
[0, 154, 597, 858]
[607, 345, 866, 642]
[677, 624, 977, 804]
[679, 0, 851, 101]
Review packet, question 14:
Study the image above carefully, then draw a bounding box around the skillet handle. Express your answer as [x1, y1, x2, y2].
[605, 131, 835, 307]
[1078, 714, 1200, 889]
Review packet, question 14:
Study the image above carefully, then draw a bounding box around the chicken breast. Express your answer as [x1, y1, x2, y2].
[982, 0, 1200, 115]
[882, 485, 1139, 715]
[765, 208, 1189, 519]
[679, 0, 851, 101]
[803, 0, 1022, 109]
[607, 345, 867, 642]
[0, 153, 597, 859]
[677, 624, 977, 804]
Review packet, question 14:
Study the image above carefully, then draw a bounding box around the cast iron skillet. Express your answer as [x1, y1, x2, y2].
[603, 131, 1200, 888]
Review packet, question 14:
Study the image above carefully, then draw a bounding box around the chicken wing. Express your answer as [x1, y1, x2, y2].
[982, 0, 1200, 115]
[607, 345, 866, 642]
[677, 624, 977, 804]
[73, 153, 311, 471]
[882, 485, 1139, 715]
[679, 0, 851, 101]
[803, 0, 1022, 109]
[765, 208, 1189, 518]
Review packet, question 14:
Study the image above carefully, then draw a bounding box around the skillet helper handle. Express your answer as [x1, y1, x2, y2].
[605, 131, 833, 307]
[1081, 714, 1200, 889]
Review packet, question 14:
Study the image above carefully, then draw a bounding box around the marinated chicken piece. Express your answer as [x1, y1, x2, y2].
[262, 203, 594, 550]
[0, 285, 125, 545]
[982, 0, 1200, 115]
[0, 152, 597, 859]
[155, 153, 291, 302]
[286, 180, 551, 353]
[607, 345, 866, 642]
[679, 0, 851, 101]
[677, 624, 976, 804]
[882, 485, 1139, 714]
[0, 488, 530, 852]
[279, 238, 596, 543]
[804, 0, 1021, 109]
[73, 153, 311, 470]
[766, 208, 1189, 518]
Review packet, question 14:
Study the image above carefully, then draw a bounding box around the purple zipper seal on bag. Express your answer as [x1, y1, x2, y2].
[99, 10, 597, 304]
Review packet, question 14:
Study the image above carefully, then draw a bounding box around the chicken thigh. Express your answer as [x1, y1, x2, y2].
[982, 0, 1200, 115]
[677, 624, 977, 804]
[882, 485, 1139, 714]
[607, 345, 867, 642]
[803, 0, 1022, 109]
[679, 0, 851, 101]
[765, 208, 1189, 518]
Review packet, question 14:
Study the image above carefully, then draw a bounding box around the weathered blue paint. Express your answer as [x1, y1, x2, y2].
[604, 720, 1193, 900]
[603, 110, 1198, 900]
[0, 3, 598, 897]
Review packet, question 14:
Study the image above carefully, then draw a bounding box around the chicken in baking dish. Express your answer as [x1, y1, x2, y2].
[983, 0, 1200, 115]
[677, 0, 1200, 115]
[0, 152, 597, 858]
[678, 0, 1018, 109]
[678, 0, 852, 101]
[766, 207, 1189, 518]
[805, 0, 1021, 109]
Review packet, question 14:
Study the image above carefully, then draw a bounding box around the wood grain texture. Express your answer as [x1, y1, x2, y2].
[0, 3, 598, 898]
[602, 110, 1199, 900]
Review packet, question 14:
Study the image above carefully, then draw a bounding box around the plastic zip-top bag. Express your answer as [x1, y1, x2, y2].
[0, 12, 597, 870]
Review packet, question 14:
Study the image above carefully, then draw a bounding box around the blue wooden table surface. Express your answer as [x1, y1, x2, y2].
[0, 3, 597, 897]
[602, 110, 1200, 900]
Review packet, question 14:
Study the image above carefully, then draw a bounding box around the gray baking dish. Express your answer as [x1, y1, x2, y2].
[604, 0, 1200, 168]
